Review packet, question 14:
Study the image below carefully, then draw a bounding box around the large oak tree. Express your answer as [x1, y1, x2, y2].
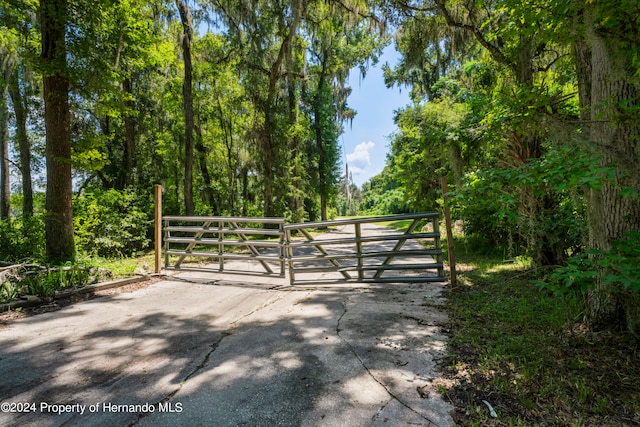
[581, 1, 640, 332]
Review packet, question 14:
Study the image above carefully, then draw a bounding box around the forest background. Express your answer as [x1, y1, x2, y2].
[1, 0, 639, 334]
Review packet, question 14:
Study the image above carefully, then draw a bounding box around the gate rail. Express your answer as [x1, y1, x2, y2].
[283, 213, 445, 285]
[163, 216, 286, 277]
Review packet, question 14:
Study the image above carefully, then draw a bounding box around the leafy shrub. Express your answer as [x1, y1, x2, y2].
[452, 144, 593, 262]
[0, 264, 98, 302]
[0, 216, 45, 262]
[0, 279, 20, 303]
[74, 189, 151, 258]
[360, 188, 412, 215]
[451, 170, 515, 249]
[24, 265, 93, 297]
[536, 232, 640, 295]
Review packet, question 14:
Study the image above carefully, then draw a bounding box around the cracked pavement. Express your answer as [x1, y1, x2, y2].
[0, 257, 453, 426]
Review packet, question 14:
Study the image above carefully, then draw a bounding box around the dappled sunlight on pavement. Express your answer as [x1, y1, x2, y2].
[0, 225, 453, 426]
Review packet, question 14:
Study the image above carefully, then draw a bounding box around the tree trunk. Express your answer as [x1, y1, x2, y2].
[572, 38, 592, 124]
[123, 77, 136, 188]
[177, 0, 195, 216]
[195, 125, 216, 213]
[241, 164, 248, 217]
[217, 100, 236, 214]
[585, 6, 640, 332]
[0, 80, 9, 219]
[262, 0, 303, 219]
[41, 0, 75, 262]
[314, 66, 328, 222]
[8, 68, 34, 217]
[286, 42, 303, 222]
[448, 142, 464, 187]
[262, 107, 275, 218]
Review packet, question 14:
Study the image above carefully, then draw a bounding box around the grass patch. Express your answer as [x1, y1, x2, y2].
[441, 238, 640, 425]
[85, 252, 156, 278]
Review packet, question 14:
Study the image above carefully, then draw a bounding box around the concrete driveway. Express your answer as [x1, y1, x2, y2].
[0, 238, 454, 427]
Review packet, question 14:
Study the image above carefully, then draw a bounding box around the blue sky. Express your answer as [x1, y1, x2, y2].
[341, 45, 411, 187]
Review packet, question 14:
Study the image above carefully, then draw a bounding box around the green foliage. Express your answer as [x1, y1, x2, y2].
[535, 254, 597, 296]
[360, 188, 410, 215]
[20, 264, 92, 297]
[0, 262, 99, 303]
[451, 170, 512, 246]
[74, 189, 150, 258]
[598, 234, 640, 291]
[537, 232, 640, 296]
[359, 166, 413, 215]
[0, 216, 45, 262]
[452, 141, 595, 259]
[590, 0, 640, 79]
[0, 278, 20, 303]
[368, 96, 467, 214]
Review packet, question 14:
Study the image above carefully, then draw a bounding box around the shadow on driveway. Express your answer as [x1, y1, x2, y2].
[0, 278, 453, 426]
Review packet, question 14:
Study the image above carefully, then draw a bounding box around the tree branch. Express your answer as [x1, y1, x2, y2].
[435, 0, 512, 68]
[537, 52, 569, 73]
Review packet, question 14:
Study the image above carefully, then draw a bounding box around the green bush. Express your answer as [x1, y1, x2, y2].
[23, 265, 93, 297]
[0, 264, 97, 303]
[537, 232, 640, 296]
[452, 148, 590, 262]
[0, 216, 45, 262]
[0, 279, 20, 303]
[74, 189, 151, 258]
[360, 188, 412, 215]
[451, 170, 514, 249]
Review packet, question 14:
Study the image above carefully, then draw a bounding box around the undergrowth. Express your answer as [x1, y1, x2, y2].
[1, 264, 97, 303]
[441, 236, 640, 426]
[0, 253, 155, 305]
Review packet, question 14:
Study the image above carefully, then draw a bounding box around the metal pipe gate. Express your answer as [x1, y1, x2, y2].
[160, 213, 446, 285]
[163, 216, 286, 277]
[283, 213, 444, 285]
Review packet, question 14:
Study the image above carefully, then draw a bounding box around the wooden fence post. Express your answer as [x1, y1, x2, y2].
[440, 176, 457, 287]
[154, 184, 163, 274]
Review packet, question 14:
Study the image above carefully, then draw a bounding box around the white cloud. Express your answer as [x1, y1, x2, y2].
[346, 141, 375, 166]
